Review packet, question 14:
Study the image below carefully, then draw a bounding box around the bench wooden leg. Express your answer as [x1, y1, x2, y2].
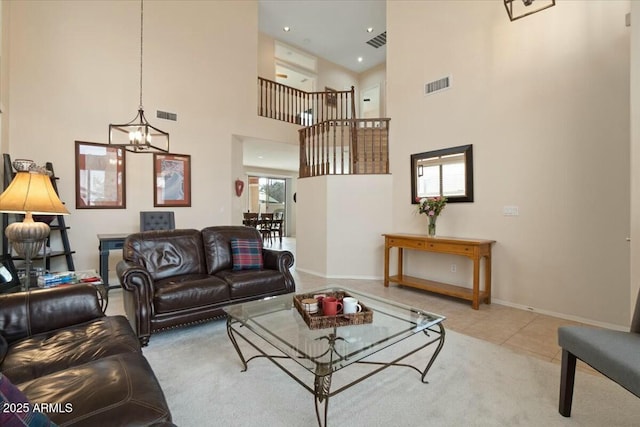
[559, 349, 577, 417]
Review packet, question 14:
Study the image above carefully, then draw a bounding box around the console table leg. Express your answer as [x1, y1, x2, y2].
[472, 258, 480, 310]
[384, 245, 390, 287]
[485, 255, 492, 304]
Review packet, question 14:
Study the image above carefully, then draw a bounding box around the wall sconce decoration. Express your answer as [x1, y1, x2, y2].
[235, 179, 245, 197]
[504, 0, 555, 21]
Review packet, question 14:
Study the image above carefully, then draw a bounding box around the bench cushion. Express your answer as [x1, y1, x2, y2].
[558, 326, 640, 397]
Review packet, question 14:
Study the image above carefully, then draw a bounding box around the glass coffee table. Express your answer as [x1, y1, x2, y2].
[224, 287, 446, 426]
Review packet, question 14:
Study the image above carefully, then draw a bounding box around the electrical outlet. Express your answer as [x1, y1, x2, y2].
[451, 264, 457, 273]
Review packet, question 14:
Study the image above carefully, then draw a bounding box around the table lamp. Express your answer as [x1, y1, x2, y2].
[0, 159, 69, 290]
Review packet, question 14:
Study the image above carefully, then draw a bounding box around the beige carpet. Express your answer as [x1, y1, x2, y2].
[138, 318, 640, 427]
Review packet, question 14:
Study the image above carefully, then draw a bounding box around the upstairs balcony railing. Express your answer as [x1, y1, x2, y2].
[299, 119, 390, 178]
[258, 77, 356, 126]
[258, 77, 390, 178]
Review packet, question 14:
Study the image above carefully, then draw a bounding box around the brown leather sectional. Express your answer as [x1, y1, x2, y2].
[117, 225, 295, 345]
[0, 285, 174, 426]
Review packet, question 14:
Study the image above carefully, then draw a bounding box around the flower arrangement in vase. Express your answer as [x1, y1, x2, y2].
[416, 196, 447, 237]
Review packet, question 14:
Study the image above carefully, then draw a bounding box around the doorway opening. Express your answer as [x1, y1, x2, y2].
[248, 176, 287, 229]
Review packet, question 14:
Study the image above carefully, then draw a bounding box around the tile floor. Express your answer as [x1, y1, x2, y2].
[264, 237, 598, 375]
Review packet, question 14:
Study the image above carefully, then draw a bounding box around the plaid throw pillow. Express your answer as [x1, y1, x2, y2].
[0, 374, 56, 426]
[230, 238, 263, 271]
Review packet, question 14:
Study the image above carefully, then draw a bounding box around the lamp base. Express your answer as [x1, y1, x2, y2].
[5, 213, 51, 291]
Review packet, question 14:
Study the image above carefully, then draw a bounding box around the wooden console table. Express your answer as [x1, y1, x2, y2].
[383, 234, 495, 310]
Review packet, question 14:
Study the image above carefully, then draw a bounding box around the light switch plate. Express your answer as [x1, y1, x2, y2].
[503, 206, 519, 216]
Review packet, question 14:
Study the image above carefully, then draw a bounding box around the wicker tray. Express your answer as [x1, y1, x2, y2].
[293, 290, 373, 330]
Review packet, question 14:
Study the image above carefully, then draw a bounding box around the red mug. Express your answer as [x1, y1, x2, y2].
[322, 297, 343, 316]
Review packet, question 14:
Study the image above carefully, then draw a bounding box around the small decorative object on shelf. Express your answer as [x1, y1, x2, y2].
[416, 196, 447, 237]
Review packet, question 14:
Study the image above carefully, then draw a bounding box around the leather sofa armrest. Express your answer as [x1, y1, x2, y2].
[116, 259, 155, 345]
[263, 249, 295, 293]
[0, 285, 103, 344]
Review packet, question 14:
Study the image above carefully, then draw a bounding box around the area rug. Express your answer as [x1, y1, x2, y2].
[140, 319, 640, 426]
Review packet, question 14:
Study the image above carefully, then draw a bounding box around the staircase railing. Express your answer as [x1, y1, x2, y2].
[258, 77, 356, 126]
[258, 77, 389, 177]
[299, 119, 390, 178]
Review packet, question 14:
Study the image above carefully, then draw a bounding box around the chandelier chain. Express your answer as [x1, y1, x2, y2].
[139, 0, 144, 109]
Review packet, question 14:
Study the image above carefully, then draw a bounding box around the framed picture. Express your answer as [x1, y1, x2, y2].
[0, 255, 20, 293]
[325, 87, 337, 107]
[153, 153, 191, 207]
[75, 141, 126, 209]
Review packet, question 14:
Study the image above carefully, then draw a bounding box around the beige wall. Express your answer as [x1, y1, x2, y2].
[631, 2, 640, 316]
[297, 174, 392, 278]
[3, 0, 634, 327]
[3, 0, 294, 277]
[388, 0, 631, 327]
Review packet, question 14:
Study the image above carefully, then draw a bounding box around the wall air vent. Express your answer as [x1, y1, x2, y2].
[157, 110, 177, 121]
[366, 31, 386, 48]
[424, 76, 452, 96]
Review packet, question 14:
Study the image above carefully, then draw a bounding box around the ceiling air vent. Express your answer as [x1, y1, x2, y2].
[366, 31, 386, 48]
[424, 76, 452, 96]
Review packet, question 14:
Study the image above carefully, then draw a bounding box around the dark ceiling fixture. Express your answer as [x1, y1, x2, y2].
[109, 0, 169, 153]
[504, 0, 555, 22]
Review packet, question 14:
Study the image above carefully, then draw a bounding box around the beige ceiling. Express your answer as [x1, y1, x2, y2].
[259, 0, 386, 74]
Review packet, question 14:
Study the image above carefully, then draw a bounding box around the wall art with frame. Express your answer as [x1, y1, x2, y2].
[75, 141, 126, 209]
[153, 153, 191, 207]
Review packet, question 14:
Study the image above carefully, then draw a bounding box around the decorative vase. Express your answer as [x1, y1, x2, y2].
[428, 215, 437, 237]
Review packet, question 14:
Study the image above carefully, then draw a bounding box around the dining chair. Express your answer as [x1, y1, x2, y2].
[259, 213, 274, 244]
[270, 212, 284, 243]
[140, 211, 175, 232]
[243, 212, 259, 228]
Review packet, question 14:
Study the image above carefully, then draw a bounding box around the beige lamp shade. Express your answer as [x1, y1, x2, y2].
[0, 169, 69, 261]
[0, 171, 69, 215]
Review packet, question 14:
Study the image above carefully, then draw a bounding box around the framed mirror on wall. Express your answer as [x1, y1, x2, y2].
[411, 144, 474, 203]
[75, 141, 126, 209]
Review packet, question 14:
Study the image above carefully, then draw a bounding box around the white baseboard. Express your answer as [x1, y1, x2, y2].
[492, 298, 629, 332]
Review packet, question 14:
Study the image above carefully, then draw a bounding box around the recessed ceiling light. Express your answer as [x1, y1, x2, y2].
[357, 57, 363, 63]
[367, 27, 374, 33]
[283, 26, 290, 32]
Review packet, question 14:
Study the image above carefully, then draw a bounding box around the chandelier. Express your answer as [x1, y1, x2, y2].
[109, 0, 169, 153]
[504, 0, 555, 22]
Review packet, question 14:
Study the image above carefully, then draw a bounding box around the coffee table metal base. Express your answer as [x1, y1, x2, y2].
[226, 319, 446, 427]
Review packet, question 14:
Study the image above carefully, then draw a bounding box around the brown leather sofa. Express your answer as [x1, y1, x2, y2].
[0, 285, 173, 426]
[116, 225, 295, 345]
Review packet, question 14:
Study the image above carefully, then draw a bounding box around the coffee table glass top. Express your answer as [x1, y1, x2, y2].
[224, 286, 445, 374]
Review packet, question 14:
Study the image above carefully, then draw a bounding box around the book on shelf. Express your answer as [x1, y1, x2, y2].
[36, 270, 103, 288]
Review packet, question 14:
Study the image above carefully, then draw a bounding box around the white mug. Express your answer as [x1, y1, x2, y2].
[301, 298, 318, 314]
[342, 297, 362, 314]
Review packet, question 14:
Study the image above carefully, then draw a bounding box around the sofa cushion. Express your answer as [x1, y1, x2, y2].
[230, 238, 263, 271]
[217, 269, 288, 299]
[2, 316, 141, 384]
[0, 373, 55, 427]
[202, 226, 263, 274]
[18, 353, 172, 426]
[124, 229, 206, 281]
[153, 274, 231, 313]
